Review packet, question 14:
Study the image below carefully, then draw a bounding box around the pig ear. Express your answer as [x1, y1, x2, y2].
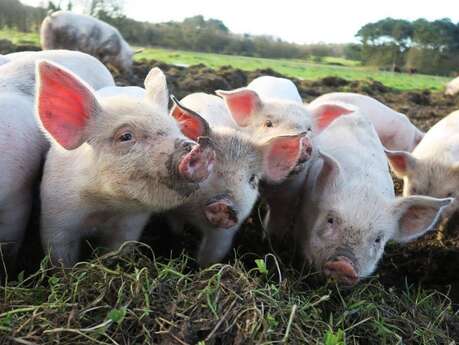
[261, 133, 305, 183]
[310, 102, 354, 132]
[216, 88, 262, 127]
[385, 149, 417, 178]
[391, 196, 453, 243]
[170, 95, 210, 141]
[36, 60, 100, 150]
[313, 150, 342, 195]
[144, 67, 169, 112]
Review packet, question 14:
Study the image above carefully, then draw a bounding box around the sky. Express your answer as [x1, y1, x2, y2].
[21, 0, 459, 44]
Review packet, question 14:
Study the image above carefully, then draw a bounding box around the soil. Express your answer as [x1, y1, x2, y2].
[7, 51, 459, 304]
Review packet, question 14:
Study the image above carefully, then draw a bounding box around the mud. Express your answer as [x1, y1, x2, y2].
[5, 47, 459, 303]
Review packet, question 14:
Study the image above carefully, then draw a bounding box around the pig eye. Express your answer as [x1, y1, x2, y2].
[374, 235, 383, 244]
[410, 187, 417, 194]
[249, 174, 258, 189]
[327, 217, 334, 225]
[447, 192, 454, 198]
[118, 131, 134, 142]
[265, 120, 273, 128]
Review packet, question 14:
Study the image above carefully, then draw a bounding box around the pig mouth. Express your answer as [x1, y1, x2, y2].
[323, 256, 360, 286]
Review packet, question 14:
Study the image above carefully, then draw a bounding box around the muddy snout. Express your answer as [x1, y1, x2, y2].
[204, 197, 238, 229]
[323, 256, 359, 286]
[178, 137, 215, 183]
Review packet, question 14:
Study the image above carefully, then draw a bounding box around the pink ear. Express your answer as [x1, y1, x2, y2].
[37, 60, 99, 150]
[170, 98, 210, 141]
[311, 103, 354, 132]
[384, 149, 416, 177]
[262, 134, 304, 182]
[216, 88, 261, 127]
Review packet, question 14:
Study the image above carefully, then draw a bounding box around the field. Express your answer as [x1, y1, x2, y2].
[0, 29, 451, 92]
[0, 33, 459, 344]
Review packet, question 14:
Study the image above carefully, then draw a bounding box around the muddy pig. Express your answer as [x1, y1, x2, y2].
[385, 109, 459, 222]
[309, 92, 424, 152]
[41, 11, 134, 73]
[36, 62, 215, 267]
[0, 50, 114, 266]
[167, 95, 306, 267]
[294, 111, 452, 286]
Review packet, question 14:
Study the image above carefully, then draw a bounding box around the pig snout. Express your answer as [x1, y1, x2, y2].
[323, 256, 359, 286]
[299, 136, 313, 163]
[204, 198, 238, 229]
[178, 138, 215, 183]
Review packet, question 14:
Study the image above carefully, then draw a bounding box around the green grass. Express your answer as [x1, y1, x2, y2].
[136, 47, 450, 91]
[0, 29, 450, 91]
[0, 28, 40, 45]
[0, 245, 457, 344]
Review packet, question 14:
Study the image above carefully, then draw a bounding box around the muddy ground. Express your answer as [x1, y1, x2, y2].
[12, 55, 459, 306]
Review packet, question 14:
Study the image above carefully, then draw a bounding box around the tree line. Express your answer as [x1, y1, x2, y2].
[356, 17, 459, 75]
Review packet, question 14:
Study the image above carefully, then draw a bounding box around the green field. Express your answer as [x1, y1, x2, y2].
[0, 29, 450, 92]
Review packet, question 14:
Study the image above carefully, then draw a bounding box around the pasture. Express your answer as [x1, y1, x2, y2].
[0, 29, 451, 92]
[0, 31, 458, 344]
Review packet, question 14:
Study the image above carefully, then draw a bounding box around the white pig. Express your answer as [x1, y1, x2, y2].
[167, 95, 306, 267]
[0, 50, 115, 265]
[217, 81, 355, 239]
[385, 109, 459, 219]
[294, 111, 452, 285]
[309, 92, 424, 152]
[40, 11, 134, 73]
[247, 76, 302, 103]
[445, 76, 459, 96]
[36, 62, 216, 267]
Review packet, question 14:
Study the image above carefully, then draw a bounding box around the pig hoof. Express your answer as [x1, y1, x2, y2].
[323, 256, 359, 286]
[179, 144, 215, 182]
[205, 199, 238, 229]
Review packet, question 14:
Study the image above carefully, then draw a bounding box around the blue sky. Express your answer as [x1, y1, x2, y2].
[22, 0, 459, 44]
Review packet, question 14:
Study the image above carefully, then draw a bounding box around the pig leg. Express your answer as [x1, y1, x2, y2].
[98, 212, 150, 253]
[0, 191, 32, 268]
[40, 212, 85, 267]
[197, 227, 238, 267]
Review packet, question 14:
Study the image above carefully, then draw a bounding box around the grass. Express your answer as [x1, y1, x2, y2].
[0, 29, 450, 92]
[1, 244, 457, 344]
[136, 47, 450, 92]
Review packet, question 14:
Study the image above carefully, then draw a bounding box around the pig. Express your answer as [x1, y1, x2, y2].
[40, 11, 134, 73]
[309, 92, 424, 152]
[247, 76, 302, 103]
[445, 76, 459, 96]
[385, 109, 459, 221]
[0, 50, 115, 266]
[167, 95, 306, 267]
[294, 111, 453, 285]
[36, 62, 215, 267]
[216, 82, 354, 239]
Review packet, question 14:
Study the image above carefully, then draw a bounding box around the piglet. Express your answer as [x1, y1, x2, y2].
[385, 109, 459, 222]
[167, 96, 305, 267]
[294, 111, 452, 286]
[36, 62, 215, 266]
